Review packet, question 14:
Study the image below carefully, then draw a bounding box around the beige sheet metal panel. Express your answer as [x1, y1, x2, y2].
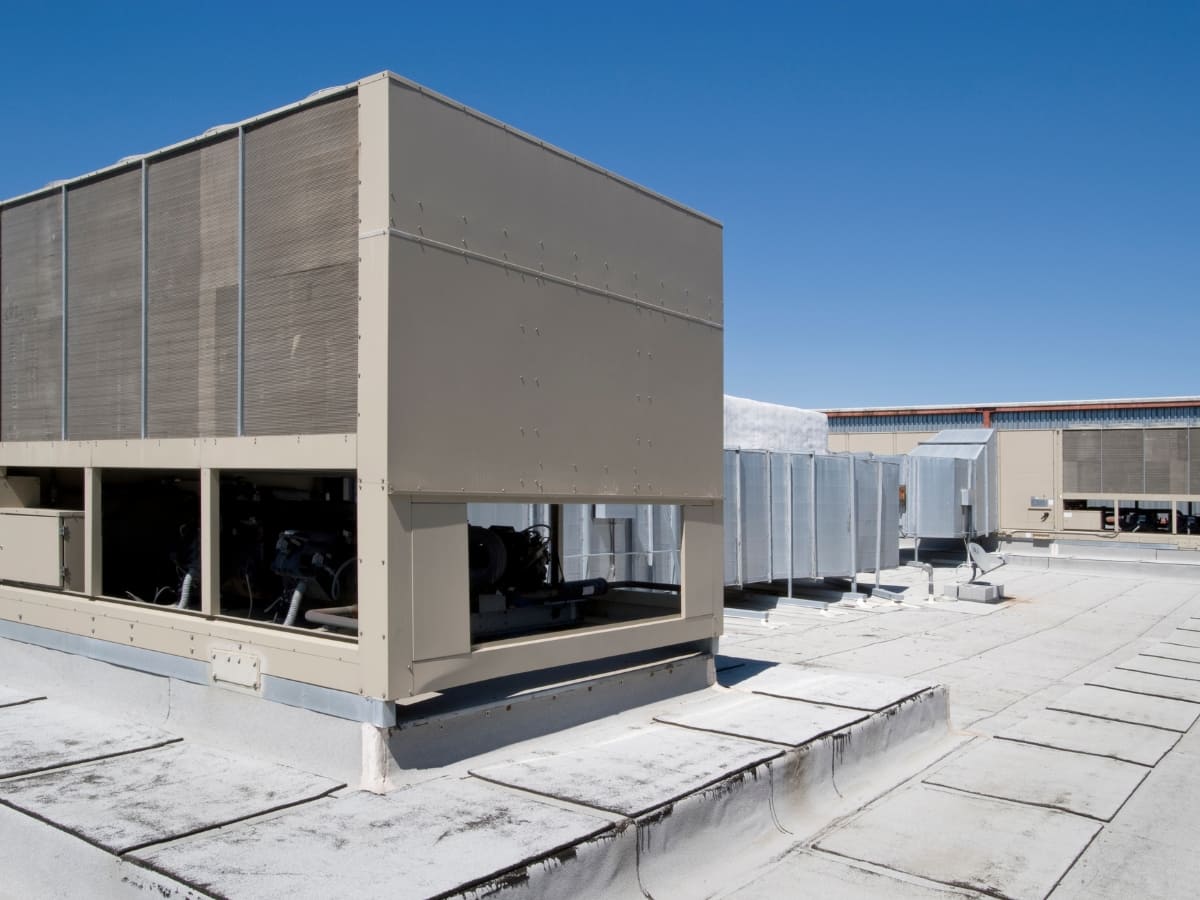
[410, 504, 470, 662]
[384, 80, 723, 500]
[387, 240, 721, 499]
[998, 430, 1056, 532]
[0, 508, 83, 590]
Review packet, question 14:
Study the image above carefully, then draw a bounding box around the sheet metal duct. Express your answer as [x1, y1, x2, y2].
[904, 429, 999, 541]
[473, 451, 900, 590]
[726, 450, 900, 585]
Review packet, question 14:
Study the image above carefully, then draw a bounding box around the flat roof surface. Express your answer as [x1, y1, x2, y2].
[4, 559, 1200, 897]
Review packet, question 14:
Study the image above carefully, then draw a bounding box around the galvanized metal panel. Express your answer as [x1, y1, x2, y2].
[814, 454, 852, 577]
[853, 458, 876, 568]
[243, 94, 358, 436]
[66, 170, 142, 440]
[769, 452, 789, 580]
[789, 453, 815, 579]
[0, 196, 62, 440]
[739, 451, 771, 583]
[723, 452, 739, 583]
[146, 139, 239, 437]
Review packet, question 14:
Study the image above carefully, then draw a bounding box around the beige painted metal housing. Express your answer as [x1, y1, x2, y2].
[0, 72, 724, 707]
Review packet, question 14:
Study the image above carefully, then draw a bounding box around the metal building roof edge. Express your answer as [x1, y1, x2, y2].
[823, 397, 1200, 416]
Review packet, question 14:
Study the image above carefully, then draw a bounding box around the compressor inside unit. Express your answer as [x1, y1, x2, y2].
[91, 470, 359, 631]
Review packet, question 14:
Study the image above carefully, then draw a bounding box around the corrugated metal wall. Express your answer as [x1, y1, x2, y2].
[243, 95, 359, 436]
[0, 195, 63, 441]
[0, 90, 359, 442]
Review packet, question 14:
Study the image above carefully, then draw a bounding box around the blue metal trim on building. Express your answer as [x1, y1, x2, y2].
[829, 406, 1200, 433]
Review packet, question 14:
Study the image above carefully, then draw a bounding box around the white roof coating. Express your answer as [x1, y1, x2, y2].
[724, 394, 828, 453]
[5, 556, 1200, 897]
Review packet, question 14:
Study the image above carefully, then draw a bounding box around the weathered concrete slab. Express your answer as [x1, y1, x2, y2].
[1089, 668, 1200, 703]
[923, 739, 1147, 820]
[997, 708, 1179, 766]
[0, 701, 178, 778]
[0, 687, 44, 708]
[0, 743, 342, 853]
[1052, 829, 1200, 900]
[471, 723, 782, 816]
[654, 691, 867, 746]
[1048, 684, 1200, 732]
[730, 664, 933, 711]
[816, 784, 1099, 899]
[134, 778, 614, 900]
[1163, 630, 1200, 648]
[1142, 641, 1200, 664]
[1116, 654, 1200, 681]
[726, 848, 979, 899]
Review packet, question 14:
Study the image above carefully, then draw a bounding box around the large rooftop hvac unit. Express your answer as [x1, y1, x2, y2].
[904, 429, 999, 554]
[0, 73, 724, 719]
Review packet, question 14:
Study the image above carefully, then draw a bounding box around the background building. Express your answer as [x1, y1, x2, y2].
[825, 397, 1200, 547]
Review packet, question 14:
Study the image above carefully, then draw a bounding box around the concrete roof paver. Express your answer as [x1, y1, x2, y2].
[0, 742, 343, 853]
[652, 691, 868, 746]
[995, 708, 1180, 766]
[0, 700, 179, 778]
[1046, 684, 1200, 732]
[921, 739, 1148, 821]
[471, 722, 783, 816]
[815, 783, 1100, 900]
[133, 777, 616, 900]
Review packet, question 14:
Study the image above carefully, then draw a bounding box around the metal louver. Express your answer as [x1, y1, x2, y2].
[0, 195, 62, 441]
[1101, 429, 1144, 495]
[1062, 430, 1101, 493]
[147, 139, 239, 437]
[242, 94, 359, 436]
[1145, 428, 1189, 495]
[65, 170, 143, 440]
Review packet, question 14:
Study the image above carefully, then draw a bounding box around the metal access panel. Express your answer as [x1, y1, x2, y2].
[383, 80, 723, 501]
[0, 509, 84, 591]
[905, 456, 970, 539]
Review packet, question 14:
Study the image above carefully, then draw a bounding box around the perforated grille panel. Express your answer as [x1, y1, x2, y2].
[1101, 429, 1144, 495]
[1063, 430, 1102, 493]
[1065, 428, 1200, 496]
[1145, 428, 1189, 495]
[242, 95, 358, 435]
[66, 170, 142, 440]
[1, 195, 62, 440]
[147, 139, 239, 437]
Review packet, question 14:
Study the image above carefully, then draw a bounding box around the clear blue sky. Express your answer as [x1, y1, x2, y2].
[2, 1, 1196, 408]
